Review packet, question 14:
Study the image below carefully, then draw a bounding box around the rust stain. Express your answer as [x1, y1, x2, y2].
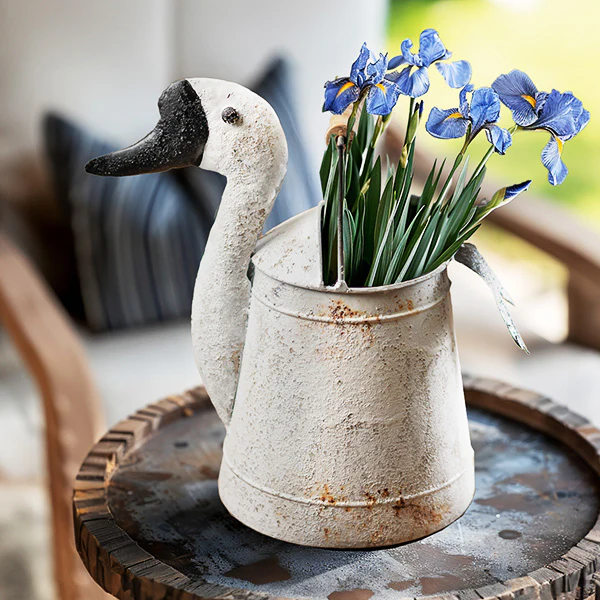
[364, 491, 377, 506]
[328, 590, 374, 600]
[325, 300, 367, 323]
[389, 580, 416, 592]
[230, 345, 242, 375]
[420, 573, 465, 595]
[392, 499, 448, 530]
[369, 524, 387, 545]
[312, 483, 348, 505]
[406, 299, 414, 311]
[319, 484, 337, 505]
[224, 557, 291, 585]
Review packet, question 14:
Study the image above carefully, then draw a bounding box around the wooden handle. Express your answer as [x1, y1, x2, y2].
[324, 104, 362, 144]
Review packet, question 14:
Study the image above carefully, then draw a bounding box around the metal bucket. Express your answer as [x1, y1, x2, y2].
[218, 261, 474, 548]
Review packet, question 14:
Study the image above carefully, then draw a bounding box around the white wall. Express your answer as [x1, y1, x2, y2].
[0, 0, 173, 156]
[175, 0, 388, 171]
[0, 0, 388, 176]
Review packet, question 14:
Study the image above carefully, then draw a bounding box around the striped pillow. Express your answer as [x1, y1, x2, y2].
[44, 58, 320, 331]
[45, 113, 210, 331]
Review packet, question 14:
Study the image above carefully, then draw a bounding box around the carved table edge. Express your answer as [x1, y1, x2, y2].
[73, 377, 600, 600]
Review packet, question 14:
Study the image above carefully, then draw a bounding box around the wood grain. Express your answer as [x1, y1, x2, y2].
[74, 378, 600, 600]
[0, 235, 110, 600]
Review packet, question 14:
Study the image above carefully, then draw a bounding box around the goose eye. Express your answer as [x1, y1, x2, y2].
[222, 107, 241, 124]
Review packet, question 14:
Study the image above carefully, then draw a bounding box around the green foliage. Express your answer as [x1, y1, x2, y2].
[321, 110, 509, 288]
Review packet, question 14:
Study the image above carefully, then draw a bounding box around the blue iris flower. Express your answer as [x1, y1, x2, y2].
[323, 43, 401, 116]
[387, 29, 472, 98]
[492, 70, 590, 185]
[425, 85, 512, 154]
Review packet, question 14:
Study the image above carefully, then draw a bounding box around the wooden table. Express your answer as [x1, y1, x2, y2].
[74, 376, 600, 600]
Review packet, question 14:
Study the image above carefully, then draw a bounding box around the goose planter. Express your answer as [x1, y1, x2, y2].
[86, 78, 474, 548]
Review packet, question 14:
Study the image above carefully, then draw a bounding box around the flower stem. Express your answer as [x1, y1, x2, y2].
[470, 145, 494, 182]
[469, 125, 518, 183]
[404, 98, 415, 146]
[399, 98, 416, 168]
[437, 135, 471, 204]
[336, 135, 346, 286]
[360, 115, 386, 188]
[346, 88, 369, 150]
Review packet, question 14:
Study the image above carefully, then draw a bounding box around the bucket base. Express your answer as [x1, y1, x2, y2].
[218, 456, 475, 549]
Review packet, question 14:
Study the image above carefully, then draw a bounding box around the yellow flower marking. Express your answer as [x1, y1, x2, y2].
[336, 82, 355, 97]
[446, 112, 464, 119]
[555, 136, 564, 154]
[522, 94, 536, 108]
[375, 83, 386, 94]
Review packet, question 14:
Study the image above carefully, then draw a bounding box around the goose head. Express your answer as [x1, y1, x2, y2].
[85, 78, 288, 183]
[85, 78, 290, 428]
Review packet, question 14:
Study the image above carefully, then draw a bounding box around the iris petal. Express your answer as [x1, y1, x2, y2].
[541, 135, 568, 185]
[350, 43, 372, 86]
[530, 89, 586, 139]
[366, 80, 401, 116]
[504, 180, 532, 200]
[459, 84, 474, 118]
[365, 53, 389, 84]
[485, 125, 512, 155]
[469, 87, 501, 134]
[491, 70, 539, 126]
[388, 54, 406, 70]
[400, 38, 421, 67]
[395, 65, 430, 98]
[323, 78, 360, 114]
[577, 108, 591, 134]
[436, 60, 472, 89]
[426, 107, 469, 139]
[418, 29, 450, 66]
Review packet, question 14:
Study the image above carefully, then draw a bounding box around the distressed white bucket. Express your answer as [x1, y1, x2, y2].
[218, 261, 475, 548]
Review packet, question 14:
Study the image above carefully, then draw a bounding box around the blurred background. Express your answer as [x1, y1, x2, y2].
[0, 0, 598, 598]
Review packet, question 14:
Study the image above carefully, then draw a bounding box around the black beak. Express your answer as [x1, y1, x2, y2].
[85, 79, 209, 177]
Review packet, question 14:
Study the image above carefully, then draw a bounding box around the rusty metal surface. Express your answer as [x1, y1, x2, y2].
[107, 406, 599, 599]
[224, 264, 472, 548]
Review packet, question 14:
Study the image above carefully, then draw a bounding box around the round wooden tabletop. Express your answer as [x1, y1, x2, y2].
[74, 376, 600, 600]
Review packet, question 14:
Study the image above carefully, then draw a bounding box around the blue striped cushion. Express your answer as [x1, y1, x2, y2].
[45, 113, 209, 331]
[44, 58, 320, 331]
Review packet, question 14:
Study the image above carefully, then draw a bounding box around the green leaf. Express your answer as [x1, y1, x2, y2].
[374, 175, 395, 250]
[352, 193, 366, 283]
[356, 106, 371, 149]
[395, 207, 430, 282]
[428, 224, 482, 271]
[382, 209, 423, 285]
[366, 173, 399, 286]
[343, 202, 355, 282]
[406, 210, 442, 280]
[346, 158, 361, 211]
[320, 136, 335, 194]
[405, 103, 421, 146]
[394, 174, 413, 239]
[322, 147, 341, 284]
[350, 134, 364, 173]
[363, 156, 381, 264]
[449, 156, 470, 208]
